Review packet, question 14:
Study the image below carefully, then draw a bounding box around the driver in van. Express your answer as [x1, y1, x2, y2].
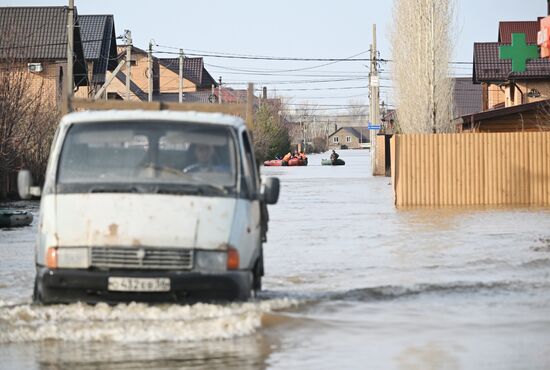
[184, 143, 224, 173]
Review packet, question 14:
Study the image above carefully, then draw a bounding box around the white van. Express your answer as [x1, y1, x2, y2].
[18, 110, 279, 304]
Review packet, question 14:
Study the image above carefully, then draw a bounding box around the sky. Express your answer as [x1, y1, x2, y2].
[1, 0, 547, 114]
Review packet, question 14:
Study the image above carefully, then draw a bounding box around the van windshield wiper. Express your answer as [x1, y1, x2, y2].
[155, 183, 229, 196]
[89, 186, 140, 193]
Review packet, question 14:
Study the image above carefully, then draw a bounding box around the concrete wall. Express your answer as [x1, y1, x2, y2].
[392, 132, 550, 206]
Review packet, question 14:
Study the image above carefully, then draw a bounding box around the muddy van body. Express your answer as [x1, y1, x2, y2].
[18, 110, 279, 304]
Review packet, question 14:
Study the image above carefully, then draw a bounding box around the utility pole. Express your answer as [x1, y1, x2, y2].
[246, 83, 254, 127]
[430, 0, 437, 133]
[218, 77, 223, 104]
[369, 24, 380, 175]
[64, 0, 74, 114]
[179, 49, 184, 103]
[148, 40, 153, 102]
[125, 30, 132, 100]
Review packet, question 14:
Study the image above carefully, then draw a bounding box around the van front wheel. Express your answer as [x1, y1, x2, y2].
[252, 258, 263, 292]
[32, 277, 42, 304]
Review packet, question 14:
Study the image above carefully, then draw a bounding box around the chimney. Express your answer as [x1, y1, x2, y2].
[262, 86, 267, 100]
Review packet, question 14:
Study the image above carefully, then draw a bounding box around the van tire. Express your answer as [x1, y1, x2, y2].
[252, 257, 263, 292]
[32, 277, 42, 304]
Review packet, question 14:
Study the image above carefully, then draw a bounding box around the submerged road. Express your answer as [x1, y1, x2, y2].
[1, 150, 550, 369]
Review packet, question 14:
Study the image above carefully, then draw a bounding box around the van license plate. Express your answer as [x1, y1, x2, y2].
[108, 277, 170, 292]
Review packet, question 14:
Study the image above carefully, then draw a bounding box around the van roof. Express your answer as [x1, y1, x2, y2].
[60, 110, 246, 129]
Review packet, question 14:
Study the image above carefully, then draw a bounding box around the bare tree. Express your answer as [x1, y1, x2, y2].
[347, 99, 369, 125]
[391, 0, 455, 133]
[0, 43, 59, 198]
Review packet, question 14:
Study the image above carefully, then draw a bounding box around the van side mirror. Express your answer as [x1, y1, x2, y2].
[261, 177, 280, 205]
[18, 170, 41, 200]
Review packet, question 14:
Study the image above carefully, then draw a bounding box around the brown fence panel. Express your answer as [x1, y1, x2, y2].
[392, 132, 550, 206]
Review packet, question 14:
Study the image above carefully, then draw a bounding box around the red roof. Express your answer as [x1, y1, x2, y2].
[498, 21, 540, 44]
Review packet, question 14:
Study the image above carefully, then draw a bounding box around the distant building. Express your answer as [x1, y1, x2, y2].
[328, 126, 370, 149]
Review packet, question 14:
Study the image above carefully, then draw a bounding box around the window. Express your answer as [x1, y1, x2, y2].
[346, 136, 352, 143]
[333, 136, 339, 143]
[241, 130, 259, 194]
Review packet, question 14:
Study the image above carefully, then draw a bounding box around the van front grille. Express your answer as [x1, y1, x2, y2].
[91, 247, 193, 270]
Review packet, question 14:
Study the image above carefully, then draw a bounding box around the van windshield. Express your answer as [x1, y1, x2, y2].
[57, 121, 238, 194]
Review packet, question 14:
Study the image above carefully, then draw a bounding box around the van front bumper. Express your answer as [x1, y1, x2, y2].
[34, 266, 252, 304]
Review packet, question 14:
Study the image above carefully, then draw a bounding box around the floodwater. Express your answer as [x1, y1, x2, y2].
[1, 150, 550, 369]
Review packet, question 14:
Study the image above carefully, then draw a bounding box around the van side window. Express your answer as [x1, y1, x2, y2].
[241, 131, 259, 192]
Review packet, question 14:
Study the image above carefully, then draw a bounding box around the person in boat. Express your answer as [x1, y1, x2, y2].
[330, 150, 339, 163]
[282, 152, 292, 165]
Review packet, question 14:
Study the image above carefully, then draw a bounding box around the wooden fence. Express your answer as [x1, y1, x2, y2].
[391, 132, 550, 206]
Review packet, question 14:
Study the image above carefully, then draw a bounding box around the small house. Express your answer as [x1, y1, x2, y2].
[328, 126, 370, 149]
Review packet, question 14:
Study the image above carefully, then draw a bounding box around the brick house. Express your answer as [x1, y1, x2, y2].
[106, 48, 219, 102]
[105, 46, 157, 100]
[328, 126, 370, 149]
[0, 6, 88, 107]
[157, 57, 217, 101]
[454, 18, 550, 132]
[473, 20, 550, 111]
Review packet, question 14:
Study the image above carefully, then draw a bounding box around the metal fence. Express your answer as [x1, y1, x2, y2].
[391, 132, 550, 206]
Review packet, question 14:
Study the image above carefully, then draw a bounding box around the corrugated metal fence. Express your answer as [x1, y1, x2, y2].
[391, 132, 550, 206]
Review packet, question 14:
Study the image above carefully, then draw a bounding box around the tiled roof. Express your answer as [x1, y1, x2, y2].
[498, 21, 539, 44]
[218, 87, 249, 103]
[329, 126, 369, 140]
[459, 98, 550, 130]
[453, 77, 483, 118]
[473, 42, 550, 83]
[78, 15, 118, 84]
[0, 6, 88, 86]
[159, 57, 218, 88]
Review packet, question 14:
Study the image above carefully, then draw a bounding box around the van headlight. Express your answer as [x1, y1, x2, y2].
[195, 251, 227, 272]
[55, 247, 90, 269]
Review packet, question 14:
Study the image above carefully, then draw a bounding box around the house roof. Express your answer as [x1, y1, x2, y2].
[453, 77, 483, 118]
[498, 21, 540, 44]
[78, 14, 118, 85]
[158, 57, 217, 88]
[473, 42, 550, 83]
[328, 126, 369, 139]
[0, 6, 88, 86]
[459, 98, 550, 125]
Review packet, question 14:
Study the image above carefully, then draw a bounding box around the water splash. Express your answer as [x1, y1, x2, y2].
[0, 299, 298, 343]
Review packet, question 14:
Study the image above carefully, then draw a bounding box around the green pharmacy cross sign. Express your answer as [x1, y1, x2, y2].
[499, 33, 539, 73]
